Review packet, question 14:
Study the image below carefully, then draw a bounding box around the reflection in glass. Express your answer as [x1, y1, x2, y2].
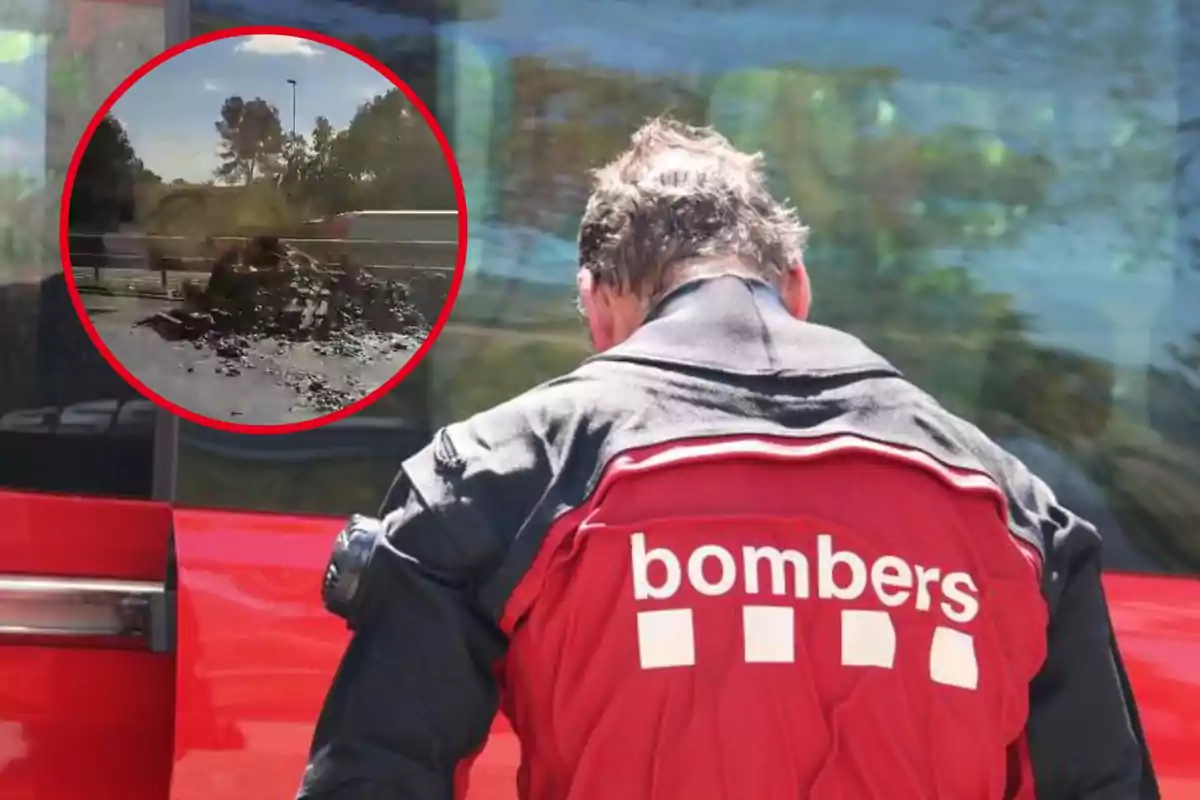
[0, 23, 49, 287]
[0, 0, 162, 498]
[182, 0, 1200, 575]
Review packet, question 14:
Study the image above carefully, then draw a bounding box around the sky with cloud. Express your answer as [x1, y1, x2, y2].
[110, 34, 398, 183]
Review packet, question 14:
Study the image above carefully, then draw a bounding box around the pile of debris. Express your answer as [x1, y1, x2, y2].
[135, 235, 437, 416]
[139, 235, 429, 342]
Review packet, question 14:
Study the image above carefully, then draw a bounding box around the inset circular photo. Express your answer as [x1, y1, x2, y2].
[62, 26, 465, 433]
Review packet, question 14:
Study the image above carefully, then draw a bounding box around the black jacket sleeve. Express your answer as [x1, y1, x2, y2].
[1023, 475, 1159, 799]
[295, 451, 508, 800]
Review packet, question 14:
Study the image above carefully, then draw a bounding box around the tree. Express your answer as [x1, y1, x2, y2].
[279, 116, 349, 212]
[275, 91, 456, 217]
[331, 88, 456, 211]
[336, 33, 445, 131]
[277, 131, 310, 189]
[137, 164, 163, 184]
[214, 95, 285, 185]
[416, 57, 1060, 426]
[493, 56, 705, 233]
[308, 116, 338, 180]
[68, 113, 144, 231]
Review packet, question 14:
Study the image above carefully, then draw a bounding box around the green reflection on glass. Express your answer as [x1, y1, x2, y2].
[48, 52, 88, 109]
[444, 39, 500, 242]
[0, 30, 46, 64]
[0, 87, 30, 119]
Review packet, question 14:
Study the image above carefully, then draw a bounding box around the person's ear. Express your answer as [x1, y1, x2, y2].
[781, 262, 812, 320]
[578, 268, 617, 351]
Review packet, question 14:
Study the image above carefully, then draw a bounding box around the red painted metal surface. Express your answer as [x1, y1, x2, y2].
[0, 490, 171, 580]
[0, 494, 1192, 799]
[67, 0, 165, 51]
[169, 507, 518, 800]
[170, 507, 1200, 799]
[1103, 573, 1200, 799]
[0, 490, 174, 800]
[0, 494, 1191, 798]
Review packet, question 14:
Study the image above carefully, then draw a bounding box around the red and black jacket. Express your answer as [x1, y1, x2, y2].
[298, 275, 1157, 800]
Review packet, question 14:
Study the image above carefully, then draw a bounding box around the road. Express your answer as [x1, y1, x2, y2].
[72, 264, 453, 298]
[84, 294, 420, 426]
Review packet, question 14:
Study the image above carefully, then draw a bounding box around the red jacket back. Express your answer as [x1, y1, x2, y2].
[502, 435, 1048, 800]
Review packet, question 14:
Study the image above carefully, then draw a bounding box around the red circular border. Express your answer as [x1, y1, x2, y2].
[59, 25, 468, 435]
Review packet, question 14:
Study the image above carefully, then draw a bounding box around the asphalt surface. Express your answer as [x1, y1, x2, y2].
[72, 264, 451, 297]
[85, 294, 420, 426]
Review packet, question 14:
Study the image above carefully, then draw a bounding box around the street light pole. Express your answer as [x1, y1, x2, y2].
[286, 78, 297, 138]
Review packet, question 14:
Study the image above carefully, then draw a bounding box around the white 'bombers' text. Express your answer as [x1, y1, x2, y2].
[630, 532, 981, 625]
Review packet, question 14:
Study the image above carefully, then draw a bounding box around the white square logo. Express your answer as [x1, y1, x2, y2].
[636, 608, 696, 669]
[743, 605, 795, 663]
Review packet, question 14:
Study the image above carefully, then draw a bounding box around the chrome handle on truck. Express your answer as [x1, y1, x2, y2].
[0, 575, 172, 652]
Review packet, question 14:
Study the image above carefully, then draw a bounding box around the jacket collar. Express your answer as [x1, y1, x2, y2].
[592, 274, 902, 378]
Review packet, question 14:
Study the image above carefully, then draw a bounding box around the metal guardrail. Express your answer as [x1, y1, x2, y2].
[69, 233, 459, 246]
[69, 232, 460, 292]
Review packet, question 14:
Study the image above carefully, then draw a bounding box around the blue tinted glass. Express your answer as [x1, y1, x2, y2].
[0, 0, 164, 497]
[182, 0, 1200, 575]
